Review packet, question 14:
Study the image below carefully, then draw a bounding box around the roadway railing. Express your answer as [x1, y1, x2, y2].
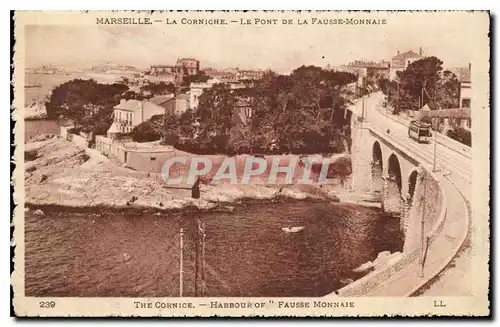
[374, 102, 471, 159]
[333, 120, 469, 297]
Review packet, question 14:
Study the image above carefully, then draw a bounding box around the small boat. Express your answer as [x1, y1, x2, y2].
[281, 226, 305, 233]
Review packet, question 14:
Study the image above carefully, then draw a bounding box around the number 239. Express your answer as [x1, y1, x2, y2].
[39, 301, 56, 308]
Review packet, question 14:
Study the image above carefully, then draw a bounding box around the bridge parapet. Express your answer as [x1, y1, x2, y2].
[335, 164, 448, 297]
[337, 107, 456, 297]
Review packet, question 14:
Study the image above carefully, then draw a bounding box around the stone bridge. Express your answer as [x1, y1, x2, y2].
[334, 95, 470, 297]
[349, 114, 420, 228]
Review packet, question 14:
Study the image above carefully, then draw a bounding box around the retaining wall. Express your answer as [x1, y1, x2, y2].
[335, 166, 447, 297]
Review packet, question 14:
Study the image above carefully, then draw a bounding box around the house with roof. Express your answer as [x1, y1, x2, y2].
[347, 60, 390, 93]
[457, 64, 472, 109]
[107, 99, 166, 138]
[232, 98, 252, 127]
[163, 93, 190, 116]
[148, 64, 184, 84]
[149, 94, 175, 109]
[417, 104, 471, 133]
[176, 58, 200, 76]
[390, 48, 425, 80]
[187, 78, 222, 110]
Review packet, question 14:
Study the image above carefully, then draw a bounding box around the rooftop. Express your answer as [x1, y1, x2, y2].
[452, 66, 471, 83]
[166, 93, 190, 102]
[149, 94, 175, 105]
[393, 50, 423, 60]
[420, 107, 471, 119]
[114, 99, 166, 112]
[348, 60, 390, 69]
[235, 98, 251, 107]
[151, 65, 178, 68]
[328, 65, 358, 74]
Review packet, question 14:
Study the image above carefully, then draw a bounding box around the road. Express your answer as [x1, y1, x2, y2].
[350, 92, 472, 296]
[352, 92, 471, 199]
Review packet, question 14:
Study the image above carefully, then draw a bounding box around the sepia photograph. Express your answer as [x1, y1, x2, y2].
[11, 10, 490, 317]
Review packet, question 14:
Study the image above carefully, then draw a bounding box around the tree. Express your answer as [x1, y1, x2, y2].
[122, 90, 147, 101]
[140, 81, 175, 98]
[160, 65, 356, 155]
[181, 71, 210, 88]
[391, 56, 444, 112]
[385, 57, 461, 114]
[447, 127, 471, 146]
[45, 79, 128, 135]
[131, 115, 163, 142]
[437, 70, 460, 109]
[196, 83, 237, 153]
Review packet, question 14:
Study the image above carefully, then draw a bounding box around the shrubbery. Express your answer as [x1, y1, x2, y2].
[446, 127, 471, 146]
[159, 66, 357, 155]
[131, 120, 162, 143]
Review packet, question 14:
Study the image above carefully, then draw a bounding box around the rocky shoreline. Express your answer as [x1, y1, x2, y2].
[23, 135, 357, 212]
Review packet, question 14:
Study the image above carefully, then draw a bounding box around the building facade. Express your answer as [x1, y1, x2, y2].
[163, 94, 190, 116]
[176, 58, 200, 76]
[202, 67, 264, 83]
[108, 99, 166, 136]
[389, 48, 425, 80]
[348, 60, 390, 90]
[236, 69, 265, 81]
[187, 78, 222, 110]
[458, 63, 472, 109]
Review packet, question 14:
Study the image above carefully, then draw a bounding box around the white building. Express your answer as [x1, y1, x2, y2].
[107, 99, 166, 136]
[459, 64, 472, 108]
[389, 48, 425, 80]
[187, 78, 222, 110]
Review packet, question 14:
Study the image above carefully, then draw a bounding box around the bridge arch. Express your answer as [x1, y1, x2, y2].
[407, 169, 419, 205]
[371, 141, 384, 193]
[385, 153, 403, 215]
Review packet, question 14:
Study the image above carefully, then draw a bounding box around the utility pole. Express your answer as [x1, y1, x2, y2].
[195, 219, 206, 297]
[194, 219, 200, 297]
[201, 222, 206, 297]
[396, 81, 400, 114]
[432, 122, 438, 172]
[361, 94, 365, 121]
[419, 175, 427, 278]
[179, 228, 184, 297]
[432, 82, 438, 173]
[421, 87, 424, 108]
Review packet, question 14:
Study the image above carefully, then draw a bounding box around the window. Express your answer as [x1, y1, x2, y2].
[150, 157, 156, 161]
[419, 128, 431, 137]
[462, 98, 471, 108]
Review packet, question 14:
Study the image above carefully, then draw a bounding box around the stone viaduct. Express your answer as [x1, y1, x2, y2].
[348, 111, 427, 242]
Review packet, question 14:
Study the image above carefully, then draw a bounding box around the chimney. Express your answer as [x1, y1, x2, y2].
[140, 101, 144, 123]
[419, 47, 423, 56]
[397, 50, 400, 55]
[469, 62, 472, 73]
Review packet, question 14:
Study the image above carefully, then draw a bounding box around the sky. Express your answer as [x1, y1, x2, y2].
[24, 12, 485, 73]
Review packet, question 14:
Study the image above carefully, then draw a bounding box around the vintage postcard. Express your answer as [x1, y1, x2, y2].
[11, 10, 490, 317]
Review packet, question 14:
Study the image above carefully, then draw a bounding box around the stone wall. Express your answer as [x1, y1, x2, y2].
[404, 168, 443, 252]
[335, 166, 446, 297]
[350, 121, 373, 193]
[68, 133, 88, 148]
[59, 125, 73, 139]
[126, 149, 176, 172]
